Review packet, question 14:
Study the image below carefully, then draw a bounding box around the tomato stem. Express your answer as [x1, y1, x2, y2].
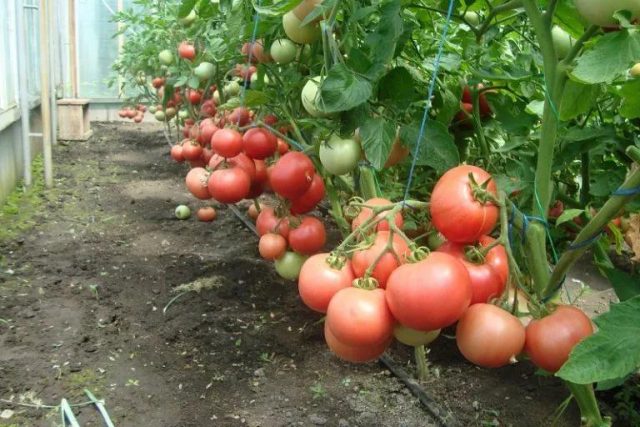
[564, 382, 609, 427]
[363, 228, 397, 279]
[414, 345, 430, 381]
[545, 160, 640, 298]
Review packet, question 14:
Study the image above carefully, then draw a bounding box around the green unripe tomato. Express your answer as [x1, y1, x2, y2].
[394, 325, 441, 347]
[194, 62, 215, 81]
[178, 109, 189, 119]
[574, 0, 640, 27]
[301, 77, 329, 117]
[464, 11, 480, 26]
[165, 107, 177, 119]
[270, 39, 298, 64]
[159, 49, 174, 65]
[148, 105, 158, 114]
[551, 26, 574, 60]
[175, 205, 191, 219]
[224, 80, 241, 97]
[179, 9, 197, 26]
[154, 110, 166, 121]
[630, 63, 640, 78]
[319, 135, 361, 175]
[282, 11, 320, 44]
[274, 251, 307, 280]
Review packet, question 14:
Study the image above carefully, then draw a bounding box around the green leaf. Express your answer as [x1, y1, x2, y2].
[556, 296, 640, 384]
[365, 0, 403, 80]
[243, 90, 269, 107]
[318, 64, 372, 113]
[187, 75, 200, 89]
[491, 96, 538, 136]
[359, 118, 396, 170]
[178, 0, 197, 18]
[252, 0, 299, 16]
[400, 120, 459, 173]
[602, 268, 640, 302]
[559, 80, 600, 121]
[300, 0, 336, 26]
[619, 79, 640, 119]
[556, 209, 584, 226]
[571, 31, 640, 84]
[378, 67, 419, 109]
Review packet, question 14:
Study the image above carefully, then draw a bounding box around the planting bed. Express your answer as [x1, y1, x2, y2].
[0, 123, 587, 426]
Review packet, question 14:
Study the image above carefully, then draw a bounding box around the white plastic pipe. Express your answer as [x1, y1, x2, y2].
[15, 0, 32, 187]
[39, 0, 53, 187]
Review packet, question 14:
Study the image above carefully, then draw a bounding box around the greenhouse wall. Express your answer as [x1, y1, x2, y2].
[0, 0, 132, 204]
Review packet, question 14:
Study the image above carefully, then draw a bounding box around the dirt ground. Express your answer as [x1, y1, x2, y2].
[0, 122, 597, 426]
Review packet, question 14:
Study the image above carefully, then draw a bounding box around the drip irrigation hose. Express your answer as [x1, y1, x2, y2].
[226, 204, 459, 427]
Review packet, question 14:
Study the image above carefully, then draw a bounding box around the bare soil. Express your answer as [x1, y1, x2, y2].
[0, 122, 589, 427]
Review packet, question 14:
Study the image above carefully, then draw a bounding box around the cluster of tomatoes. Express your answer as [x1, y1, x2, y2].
[117, 104, 147, 123]
[288, 164, 594, 375]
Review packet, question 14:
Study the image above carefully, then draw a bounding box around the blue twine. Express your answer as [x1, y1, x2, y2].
[567, 231, 604, 251]
[238, 0, 261, 118]
[508, 207, 515, 247]
[402, 0, 455, 204]
[541, 275, 566, 304]
[519, 215, 548, 244]
[612, 185, 640, 196]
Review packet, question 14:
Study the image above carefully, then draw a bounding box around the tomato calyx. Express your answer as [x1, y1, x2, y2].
[405, 245, 430, 263]
[326, 252, 348, 270]
[352, 277, 379, 290]
[469, 173, 500, 206]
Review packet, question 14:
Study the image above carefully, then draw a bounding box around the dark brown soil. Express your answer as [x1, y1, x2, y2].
[0, 122, 582, 427]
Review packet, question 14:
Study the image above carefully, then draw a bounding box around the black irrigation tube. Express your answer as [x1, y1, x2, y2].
[227, 205, 460, 427]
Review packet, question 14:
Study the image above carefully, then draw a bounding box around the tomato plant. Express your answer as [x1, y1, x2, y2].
[112, 0, 640, 421]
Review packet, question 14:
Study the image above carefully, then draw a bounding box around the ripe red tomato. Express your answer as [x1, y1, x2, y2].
[187, 90, 202, 105]
[430, 165, 498, 243]
[288, 216, 326, 255]
[277, 138, 289, 154]
[326, 287, 394, 347]
[454, 102, 474, 129]
[258, 233, 287, 260]
[152, 77, 165, 88]
[324, 322, 390, 363]
[170, 144, 184, 162]
[524, 305, 593, 373]
[385, 252, 472, 330]
[243, 128, 277, 159]
[241, 40, 269, 63]
[298, 253, 355, 313]
[351, 231, 410, 288]
[351, 198, 403, 233]
[456, 304, 525, 368]
[207, 167, 251, 204]
[200, 100, 216, 118]
[178, 41, 196, 60]
[182, 140, 203, 161]
[185, 167, 211, 200]
[247, 203, 265, 221]
[256, 207, 290, 238]
[290, 174, 325, 214]
[197, 206, 217, 222]
[253, 159, 268, 184]
[228, 107, 251, 126]
[269, 152, 316, 199]
[264, 114, 278, 126]
[201, 146, 213, 164]
[480, 235, 508, 286]
[548, 200, 564, 218]
[211, 128, 243, 158]
[199, 118, 218, 143]
[234, 64, 257, 80]
[437, 239, 507, 305]
[209, 153, 256, 182]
